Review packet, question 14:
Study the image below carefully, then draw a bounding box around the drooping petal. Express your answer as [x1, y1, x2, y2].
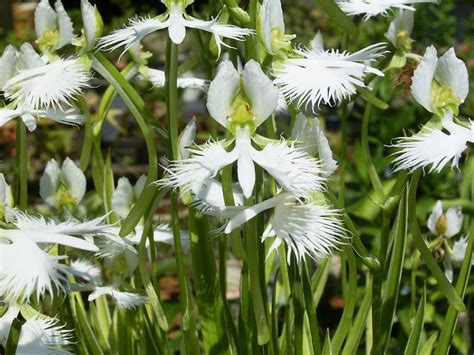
[0, 45, 18, 88]
[445, 206, 463, 238]
[35, 107, 87, 126]
[206, 60, 240, 128]
[0, 108, 21, 127]
[61, 157, 86, 204]
[4, 59, 90, 109]
[242, 60, 279, 127]
[235, 127, 256, 198]
[410, 45, 438, 112]
[98, 17, 169, 53]
[55, 0, 75, 48]
[21, 113, 38, 131]
[391, 121, 472, 173]
[261, 0, 285, 54]
[427, 200, 443, 235]
[179, 118, 196, 159]
[35, 0, 58, 39]
[144, 67, 209, 90]
[450, 236, 469, 265]
[435, 48, 469, 105]
[252, 140, 325, 198]
[191, 178, 244, 216]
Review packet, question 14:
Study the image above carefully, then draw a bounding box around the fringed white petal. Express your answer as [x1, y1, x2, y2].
[242, 60, 279, 127]
[0, 231, 69, 302]
[68, 259, 102, 283]
[98, 16, 169, 53]
[274, 44, 385, 109]
[267, 195, 346, 264]
[88, 286, 147, 310]
[252, 140, 326, 198]
[336, 0, 436, 21]
[391, 122, 473, 173]
[206, 60, 240, 128]
[4, 59, 89, 109]
[160, 141, 238, 194]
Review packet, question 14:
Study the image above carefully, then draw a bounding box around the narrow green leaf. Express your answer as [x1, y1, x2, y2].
[5, 318, 23, 355]
[311, 258, 331, 309]
[341, 277, 372, 354]
[317, 0, 358, 34]
[103, 152, 118, 225]
[322, 330, 333, 355]
[404, 287, 426, 355]
[75, 294, 104, 355]
[408, 171, 465, 312]
[303, 262, 322, 355]
[420, 332, 438, 355]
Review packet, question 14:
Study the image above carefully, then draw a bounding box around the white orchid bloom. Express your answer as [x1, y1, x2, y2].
[0, 44, 88, 131]
[35, 0, 75, 53]
[68, 259, 102, 284]
[88, 284, 147, 310]
[427, 200, 463, 238]
[259, 0, 294, 57]
[141, 67, 209, 91]
[411, 46, 468, 116]
[94, 232, 138, 275]
[111, 175, 147, 218]
[40, 158, 87, 209]
[291, 113, 338, 177]
[163, 60, 324, 198]
[224, 193, 346, 264]
[391, 118, 474, 173]
[0, 305, 72, 355]
[273, 43, 386, 110]
[98, 1, 253, 57]
[0, 212, 106, 302]
[385, 9, 414, 50]
[336, 0, 437, 21]
[0, 174, 15, 222]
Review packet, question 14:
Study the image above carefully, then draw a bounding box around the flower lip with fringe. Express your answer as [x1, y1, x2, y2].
[273, 43, 386, 110]
[223, 193, 347, 264]
[336, 0, 438, 21]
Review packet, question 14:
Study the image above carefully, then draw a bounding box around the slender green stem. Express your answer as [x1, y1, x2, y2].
[164, 38, 199, 350]
[338, 103, 348, 206]
[14, 120, 27, 210]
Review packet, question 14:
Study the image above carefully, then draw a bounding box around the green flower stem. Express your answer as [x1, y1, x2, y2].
[78, 95, 94, 171]
[302, 262, 322, 355]
[331, 246, 357, 353]
[361, 102, 385, 201]
[14, 120, 27, 210]
[222, 165, 244, 259]
[338, 102, 348, 206]
[92, 53, 159, 183]
[164, 38, 199, 349]
[138, 190, 169, 333]
[4, 318, 22, 355]
[381, 189, 408, 352]
[244, 200, 271, 345]
[408, 170, 465, 312]
[189, 208, 231, 354]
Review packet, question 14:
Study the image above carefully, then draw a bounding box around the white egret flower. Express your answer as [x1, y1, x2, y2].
[0, 305, 72, 355]
[111, 175, 147, 218]
[223, 193, 346, 263]
[141, 67, 209, 91]
[163, 60, 324, 199]
[291, 113, 338, 177]
[88, 284, 147, 310]
[98, 1, 253, 57]
[259, 0, 294, 57]
[35, 0, 75, 53]
[427, 200, 463, 238]
[94, 232, 138, 275]
[40, 158, 87, 209]
[385, 9, 414, 50]
[336, 0, 437, 21]
[391, 119, 474, 172]
[273, 43, 386, 110]
[411, 46, 468, 116]
[0, 213, 106, 302]
[0, 44, 88, 131]
[0, 174, 15, 222]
